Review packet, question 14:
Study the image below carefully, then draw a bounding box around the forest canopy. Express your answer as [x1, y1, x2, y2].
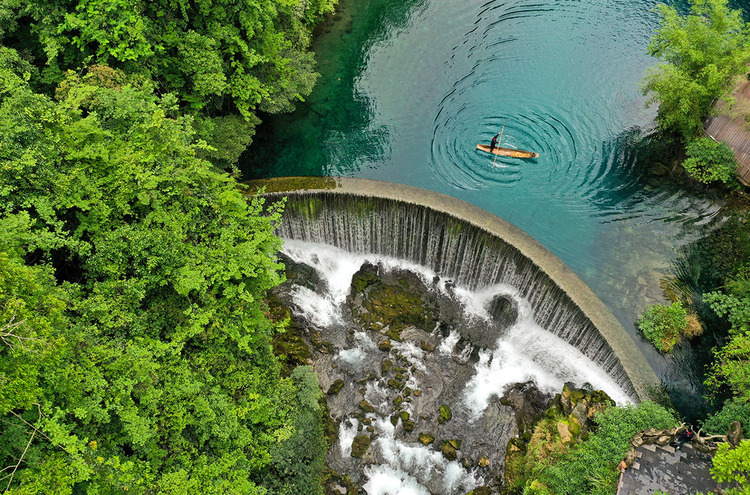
[0, 0, 336, 167]
[0, 1, 330, 488]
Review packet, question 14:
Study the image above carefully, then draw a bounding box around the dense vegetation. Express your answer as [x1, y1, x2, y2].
[509, 399, 678, 495]
[642, 0, 750, 186]
[0, 0, 336, 167]
[0, 0, 335, 491]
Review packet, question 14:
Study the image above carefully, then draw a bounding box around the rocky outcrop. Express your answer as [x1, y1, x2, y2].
[503, 383, 613, 492]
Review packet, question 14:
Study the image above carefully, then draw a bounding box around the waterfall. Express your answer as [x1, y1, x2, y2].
[265, 191, 638, 398]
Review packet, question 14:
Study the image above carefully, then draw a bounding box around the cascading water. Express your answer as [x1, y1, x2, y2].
[276, 239, 632, 494]
[267, 190, 638, 398]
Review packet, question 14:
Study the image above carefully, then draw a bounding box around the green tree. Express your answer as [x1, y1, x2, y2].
[711, 439, 750, 494]
[0, 51, 328, 493]
[683, 137, 739, 185]
[642, 0, 750, 140]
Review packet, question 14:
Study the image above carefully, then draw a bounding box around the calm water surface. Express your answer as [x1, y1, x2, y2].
[243, 0, 745, 416]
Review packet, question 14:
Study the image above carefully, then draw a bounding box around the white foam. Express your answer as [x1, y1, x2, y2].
[289, 285, 343, 327]
[438, 330, 461, 355]
[338, 331, 377, 369]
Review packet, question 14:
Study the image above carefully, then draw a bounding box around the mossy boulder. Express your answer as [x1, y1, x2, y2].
[327, 379, 344, 395]
[359, 400, 376, 413]
[351, 435, 372, 458]
[419, 433, 435, 446]
[403, 420, 415, 432]
[439, 404, 452, 424]
[381, 358, 393, 372]
[441, 439, 461, 460]
[349, 266, 439, 334]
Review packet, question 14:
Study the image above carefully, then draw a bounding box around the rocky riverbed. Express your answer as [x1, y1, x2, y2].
[270, 241, 631, 494]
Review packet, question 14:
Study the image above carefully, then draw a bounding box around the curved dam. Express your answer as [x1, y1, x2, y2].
[251, 177, 659, 401]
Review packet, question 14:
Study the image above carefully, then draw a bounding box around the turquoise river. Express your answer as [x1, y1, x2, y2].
[241, 0, 750, 417]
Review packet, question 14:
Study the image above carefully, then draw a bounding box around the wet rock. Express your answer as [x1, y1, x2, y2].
[351, 435, 371, 458]
[439, 404, 453, 424]
[468, 487, 491, 495]
[488, 295, 519, 329]
[419, 433, 435, 446]
[478, 456, 490, 468]
[403, 420, 415, 432]
[327, 379, 344, 395]
[441, 440, 459, 460]
[501, 381, 552, 439]
[378, 339, 392, 351]
[381, 358, 393, 372]
[399, 411, 410, 421]
[359, 400, 375, 413]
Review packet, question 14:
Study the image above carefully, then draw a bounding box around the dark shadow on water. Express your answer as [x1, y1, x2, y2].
[239, 0, 428, 180]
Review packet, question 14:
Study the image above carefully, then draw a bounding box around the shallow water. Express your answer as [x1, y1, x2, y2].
[243, 0, 748, 417]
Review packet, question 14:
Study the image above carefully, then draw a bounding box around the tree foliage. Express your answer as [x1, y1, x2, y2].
[711, 439, 750, 494]
[0, 51, 327, 493]
[0, 0, 338, 165]
[642, 0, 750, 140]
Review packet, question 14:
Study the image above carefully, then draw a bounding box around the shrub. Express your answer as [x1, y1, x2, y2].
[701, 398, 750, 435]
[638, 302, 690, 352]
[683, 137, 739, 186]
[533, 402, 678, 495]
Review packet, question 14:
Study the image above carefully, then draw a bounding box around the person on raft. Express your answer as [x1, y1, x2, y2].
[490, 133, 500, 153]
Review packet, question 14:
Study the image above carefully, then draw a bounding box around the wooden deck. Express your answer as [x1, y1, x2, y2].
[704, 76, 750, 186]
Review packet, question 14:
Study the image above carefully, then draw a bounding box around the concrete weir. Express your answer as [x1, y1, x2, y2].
[250, 176, 660, 401]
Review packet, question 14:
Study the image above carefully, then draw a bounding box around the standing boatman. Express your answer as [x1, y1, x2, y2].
[490, 132, 500, 153]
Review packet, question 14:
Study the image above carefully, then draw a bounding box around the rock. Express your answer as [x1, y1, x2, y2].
[387, 378, 404, 390]
[378, 339, 392, 351]
[403, 387, 412, 397]
[462, 458, 473, 469]
[327, 379, 344, 395]
[381, 359, 393, 373]
[624, 448, 637, 467]
[393, 396, 403, 406]
[570, 400, 589, 428]
[468, 487, 491, 495]
[390, 414, 399, 426]
[728, 421, 743, 447]
[419, 433, 435, 446]
[413, 389, 422, 397]
[359, 400, 376, 413]
[403, 420, 415, 432]
[631, 436, 644, 448]
[441, 441, 458, 460]
[478, 456, 490, 468]
[488, 295, 519, 330]
[351, 435, 371, 458]
[557, 422, 573, 444]
[439, 404, 453, 424]
[656, 435, 672, 446]
[501, 381, 552, 437]
[400, 411, 410, 421]
[448, 439, 462, 450]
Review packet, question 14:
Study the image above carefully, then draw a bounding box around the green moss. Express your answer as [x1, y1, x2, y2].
[439, 404, 452, 424]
